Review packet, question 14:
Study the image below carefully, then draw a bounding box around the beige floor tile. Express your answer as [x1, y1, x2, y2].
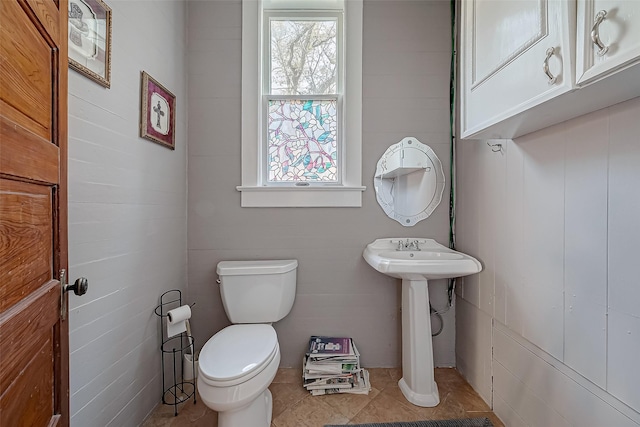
[403, 400, 443, 421]
[421, 392, 467, 420]
[319, 387, 381, 419]
[273, 368, 303, 384]
[270, 381, 311, 418]
[272, 395, 350, 427]
[387, 368, 403, 382]
[187, 408, 218, 427]
[142, 368, 505, 427]
[377, 383, 409, 405]
[348, 392, 421, 424]
[446, 383, 491, 412]
[367, 368, 397, 391]
[435, 368, 468, 390]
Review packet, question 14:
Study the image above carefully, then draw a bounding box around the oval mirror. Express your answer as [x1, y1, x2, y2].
[374, 137, 445, 227]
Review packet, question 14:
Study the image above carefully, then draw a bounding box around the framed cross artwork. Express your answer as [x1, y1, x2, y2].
[140, 71, 176, 150]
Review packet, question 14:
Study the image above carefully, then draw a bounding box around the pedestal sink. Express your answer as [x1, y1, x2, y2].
[363, 238, 482, 407]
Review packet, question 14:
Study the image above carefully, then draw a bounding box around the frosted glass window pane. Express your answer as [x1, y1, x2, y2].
[270, 19, 337, 95]
[268, 99, 338, 182]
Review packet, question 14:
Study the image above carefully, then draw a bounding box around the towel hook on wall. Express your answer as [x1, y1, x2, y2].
[486, 142, 503, 153]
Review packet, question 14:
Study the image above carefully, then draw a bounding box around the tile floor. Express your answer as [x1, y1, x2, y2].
[142, 368, 505, 427]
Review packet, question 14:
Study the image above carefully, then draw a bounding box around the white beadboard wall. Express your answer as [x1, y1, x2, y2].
[186, 0, 454, 368]
[455, 96, 640, 426]
[67, 2, 188, 426]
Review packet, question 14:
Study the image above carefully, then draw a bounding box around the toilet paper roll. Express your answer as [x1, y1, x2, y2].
[166, 305, 191, 338]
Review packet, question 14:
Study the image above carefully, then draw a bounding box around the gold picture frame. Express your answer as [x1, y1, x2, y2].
[68, 0, 112, 88]
[140, 72, 176, 150]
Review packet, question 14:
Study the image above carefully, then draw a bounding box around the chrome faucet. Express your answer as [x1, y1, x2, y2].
[397, 239, 421, 251]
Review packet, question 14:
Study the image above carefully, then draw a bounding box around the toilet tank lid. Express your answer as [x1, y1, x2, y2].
[216, 259, 297, 276]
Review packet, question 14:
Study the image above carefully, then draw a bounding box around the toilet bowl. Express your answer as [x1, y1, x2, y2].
[197, 260, 297, 427]
[198, 324, 280, 426]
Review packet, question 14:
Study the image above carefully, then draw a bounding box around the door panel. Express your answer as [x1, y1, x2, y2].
[0, 0, 54, 141]
[0, 179, 53, 312]
[0, 285, 59, 426]
[0, 282, 59, 391]
[0, 116, 59, 183]
[24, 0, 62, 44]
[0, 0, 69, 425]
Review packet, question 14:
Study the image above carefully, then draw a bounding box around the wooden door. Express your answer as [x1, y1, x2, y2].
[0, 0, 70, 425]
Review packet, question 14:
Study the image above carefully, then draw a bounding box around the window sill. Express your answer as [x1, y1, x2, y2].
[236, 185, 366, 207]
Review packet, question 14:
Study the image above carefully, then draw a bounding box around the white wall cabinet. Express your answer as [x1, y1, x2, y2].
[460, 0, 640, 140]
[460, 0, 575, 139]
[576, 0, 640, 85]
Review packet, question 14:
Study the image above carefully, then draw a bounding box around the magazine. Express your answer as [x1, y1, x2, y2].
[304, 375, 355, 390]
[308, 336, 353, 355]
[308, 369, 371, 396]
[302, 336, 371, 396]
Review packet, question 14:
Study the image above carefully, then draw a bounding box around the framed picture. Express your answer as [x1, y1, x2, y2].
[140, 71, 176, 150]
[68, 0, 112, 88]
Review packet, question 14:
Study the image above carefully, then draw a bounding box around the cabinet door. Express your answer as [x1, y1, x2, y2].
[460, 0, 575, 139]
[576, 0, 640, 86]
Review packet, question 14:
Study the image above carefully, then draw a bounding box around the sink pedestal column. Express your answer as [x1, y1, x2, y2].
[398, 279, 439, 407]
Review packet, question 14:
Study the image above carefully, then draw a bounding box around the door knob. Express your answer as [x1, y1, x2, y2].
[59, 270, 89, 319]
[64, 277, 88, 296]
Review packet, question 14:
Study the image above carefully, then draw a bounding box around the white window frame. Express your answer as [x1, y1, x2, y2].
[238, 0, 364, 207]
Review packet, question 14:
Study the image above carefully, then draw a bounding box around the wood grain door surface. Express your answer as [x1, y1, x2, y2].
[0, 0, 70, 425]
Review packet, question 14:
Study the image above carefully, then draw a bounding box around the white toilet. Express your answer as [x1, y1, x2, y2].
[197, 259, 297, 427]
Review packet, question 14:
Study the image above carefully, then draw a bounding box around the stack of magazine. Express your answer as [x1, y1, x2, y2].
[302, 336, 371, 396]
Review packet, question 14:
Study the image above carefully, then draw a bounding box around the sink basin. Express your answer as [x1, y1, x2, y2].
[363, 238, 482, 280]
[363, 238, 483, 407]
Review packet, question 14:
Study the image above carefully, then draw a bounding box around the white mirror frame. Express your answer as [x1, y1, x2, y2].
[373, 137, 445, 227]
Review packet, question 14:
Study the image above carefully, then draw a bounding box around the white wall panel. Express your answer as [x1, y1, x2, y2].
[607, 98, 640, 411]
[455, 296, 493, 405]
[519, 127, 565, 360]
[499, 140, 525, 333]
[493, 394, 527, 427]
[608, 311, 640, 411]
[494, 325, 640, 427]
[563, 109, 609, 387]
[608, 98, 640, 319]
[493, 362, 571, 427]
[68, 2, 188, 426]
[477, 140, 504, 316]
[455, 141, 481, 308]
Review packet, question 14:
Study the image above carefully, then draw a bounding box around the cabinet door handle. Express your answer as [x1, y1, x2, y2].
[591, 10, 609, 56]
[543, 47, 557, 85]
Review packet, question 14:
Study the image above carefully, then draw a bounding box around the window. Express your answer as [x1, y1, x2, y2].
[266, 14, 340, 183]
[239, 0, 364, 207]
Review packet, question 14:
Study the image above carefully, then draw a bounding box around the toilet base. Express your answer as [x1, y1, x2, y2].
[218, 389, 272, 427]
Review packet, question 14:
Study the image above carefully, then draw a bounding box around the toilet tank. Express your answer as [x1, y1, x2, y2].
[216, 260, 297, 323]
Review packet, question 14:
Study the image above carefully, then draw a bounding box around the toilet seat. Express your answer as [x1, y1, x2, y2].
[199, 324, 278, 387]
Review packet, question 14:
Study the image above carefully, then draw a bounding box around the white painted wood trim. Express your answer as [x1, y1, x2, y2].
[237, 185, 365, 207]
